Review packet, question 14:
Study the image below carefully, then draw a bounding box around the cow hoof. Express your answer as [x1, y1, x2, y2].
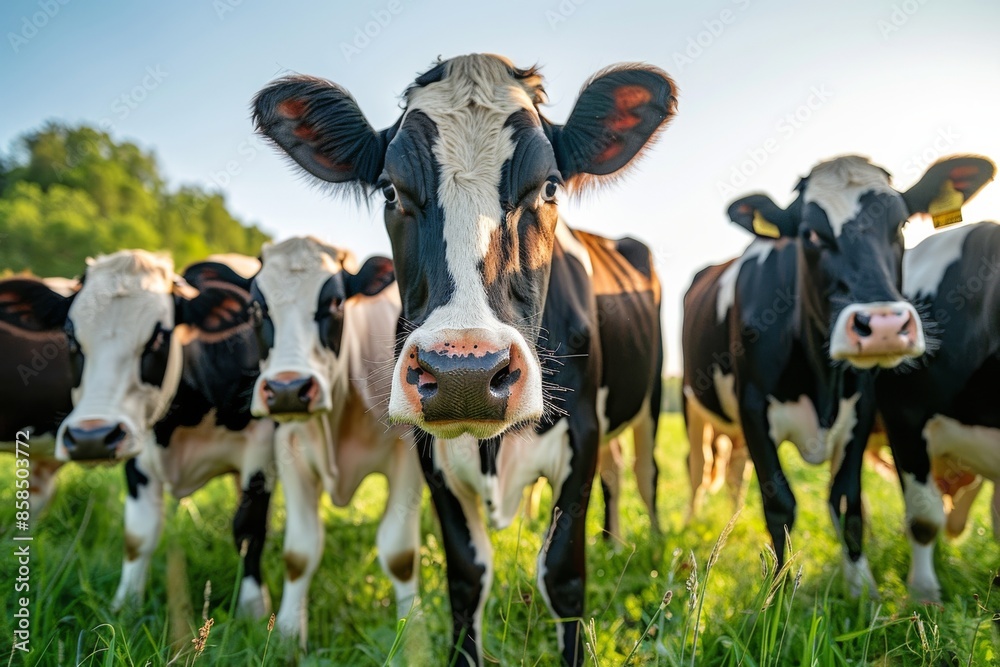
[908, 583, 943, 605]
[237, 577, 271, 618]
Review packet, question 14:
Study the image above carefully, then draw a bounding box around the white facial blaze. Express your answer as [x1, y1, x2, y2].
[802, 156, 897, 237]
[388, 55, 547, 432]
[251, 237, 352, 418]
[58, 251, 183, 460]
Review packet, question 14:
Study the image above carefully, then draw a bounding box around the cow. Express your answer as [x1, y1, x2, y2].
[877, 218, 1000, 602]
[0, 251, 277, 616]
[253, 53, 676, 665]
[0, 277, 79, 511]
[682, 154, 992, 597]
[244, 236, 421, 642]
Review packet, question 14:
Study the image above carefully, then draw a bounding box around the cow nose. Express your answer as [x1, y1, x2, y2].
[413, 346, 519, 423]
[834, 302, 924, 367]
[262, 375, 318, 414]
[63, 421, 128, 461]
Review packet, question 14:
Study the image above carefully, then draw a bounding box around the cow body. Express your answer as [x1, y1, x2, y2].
[428, 222, 662, 663]
[2, 252, 276, 616]
[0, 277, 78, 511]
[254, 53, 676, 665]
[246, 237, 421, 642]
[691, 155, 992, 595]
[878, 220, 1000, 601]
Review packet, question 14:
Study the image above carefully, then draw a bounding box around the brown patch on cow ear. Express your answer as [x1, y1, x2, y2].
[124, 532, 143, 562]
[284, 551, 308, 582]
[387, 549, 415, 582]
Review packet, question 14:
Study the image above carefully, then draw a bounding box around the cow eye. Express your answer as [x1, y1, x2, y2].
[382, 183, 397, 204]
[542, 179, 559, 202]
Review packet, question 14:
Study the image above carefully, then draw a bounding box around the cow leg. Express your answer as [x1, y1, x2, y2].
[884, 415, 944, 602]
[273, 424, 323, 644]
[945, 475, 983, 538]
[829, 395, 878, 599]
[708, 432, 731, 494]
[113, 454, 164, 610]
[740, 387, 795, 567]
[598, 438, 622, 539]
[29, 456, 62, 513]
[421, 437, 492, 667]
[632, 409, 660, 533]
[377, 441, 423, 618]
[538, 424, 598, 667]
[685, 410, 712, 523]
[233, 422, 275, 619]
[726, 434, 751, 513]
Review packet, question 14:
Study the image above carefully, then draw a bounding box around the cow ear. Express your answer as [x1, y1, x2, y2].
[345, 256, 395, 297]
[176, 283, 252, 334]
[0, 279, 73, 332]
[545, 64, 677, 192]
[903, 155, 996, 228]
[182, 260, 257, 293]
[727, 194, 799, 238]
[253, 75, 389, 193]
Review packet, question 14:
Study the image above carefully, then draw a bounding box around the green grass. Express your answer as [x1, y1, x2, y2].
[2, 415, 998, 666]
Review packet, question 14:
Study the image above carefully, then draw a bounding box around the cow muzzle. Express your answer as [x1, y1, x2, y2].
[257, 372, 322, 419]
[391, 328, 539, 439]
[830, 302, 925, 369]
[61, 419, 130, 461]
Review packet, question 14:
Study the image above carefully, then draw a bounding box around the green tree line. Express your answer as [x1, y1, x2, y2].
[0, 122, 270, 278]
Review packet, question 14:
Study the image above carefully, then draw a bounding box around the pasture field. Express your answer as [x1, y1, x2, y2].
[1, 415, 998, 666]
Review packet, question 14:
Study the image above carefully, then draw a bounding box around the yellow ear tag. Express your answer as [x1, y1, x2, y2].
[928, 180, 964, 228]
[752, 210, 781, 238]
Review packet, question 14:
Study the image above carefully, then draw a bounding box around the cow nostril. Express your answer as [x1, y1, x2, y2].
[298, 378, 315, 404]
[490, 364, 512, 392]
[852, 312, 873, 337]
[897, 313, 914, 336]
[104, 424, 126, 449]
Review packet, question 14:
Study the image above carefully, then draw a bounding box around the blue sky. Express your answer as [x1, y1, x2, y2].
[3, 0, 999, 373]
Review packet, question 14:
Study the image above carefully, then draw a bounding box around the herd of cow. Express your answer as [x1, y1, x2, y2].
[1, 54, 998, 665]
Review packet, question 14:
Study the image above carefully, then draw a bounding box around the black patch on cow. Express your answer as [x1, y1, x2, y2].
[479, 437, 500, 476]
[232, 470, 271, 583]
[248, 282, 273, 361]
[316, 273, 347, 356]
[140, 323, 172, 387]
[383, 111, 456, 328]
[124, 458, 149, 499]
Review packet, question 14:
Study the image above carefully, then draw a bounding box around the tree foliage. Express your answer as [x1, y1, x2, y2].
[0, 123, 270, 277]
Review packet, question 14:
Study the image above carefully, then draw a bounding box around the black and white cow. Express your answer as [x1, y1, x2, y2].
[0, 277, 78, 511]
[878, 218, 1000, 601]
[1, 251, 276, 616]
[683, 155, 992, 596]
[253, 54, 675, 665]
[244, 236, 421, 642]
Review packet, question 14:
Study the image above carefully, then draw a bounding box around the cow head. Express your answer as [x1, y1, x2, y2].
[2, 251, 253, 462]
[248, 237, 395, 420]
[728, 155, 994, 369]
[254, 54, 677, 438]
